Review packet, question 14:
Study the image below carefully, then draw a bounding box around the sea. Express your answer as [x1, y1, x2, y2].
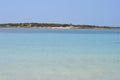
[0, 28, 120, 80]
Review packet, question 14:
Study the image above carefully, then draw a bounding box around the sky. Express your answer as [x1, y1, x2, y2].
[0, 0, 120, 26]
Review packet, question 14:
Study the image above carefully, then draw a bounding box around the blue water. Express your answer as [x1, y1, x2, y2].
[0, 28, 120, 80]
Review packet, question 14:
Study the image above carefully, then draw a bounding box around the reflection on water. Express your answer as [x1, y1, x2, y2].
[0, 28, 120, 34]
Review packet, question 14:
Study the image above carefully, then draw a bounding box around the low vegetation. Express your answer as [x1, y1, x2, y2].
[0, 23, 120, 29]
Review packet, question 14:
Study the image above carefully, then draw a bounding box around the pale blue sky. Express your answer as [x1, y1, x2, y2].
[0, 0, 120, 26]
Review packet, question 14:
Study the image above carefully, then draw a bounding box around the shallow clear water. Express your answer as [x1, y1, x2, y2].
[0, 28, 120, 80]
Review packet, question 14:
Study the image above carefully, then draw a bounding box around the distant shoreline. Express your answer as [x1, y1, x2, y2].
[0, 23, 120, 30]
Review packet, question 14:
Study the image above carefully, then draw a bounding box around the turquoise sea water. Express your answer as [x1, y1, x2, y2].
[0, 28, 120, 80]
